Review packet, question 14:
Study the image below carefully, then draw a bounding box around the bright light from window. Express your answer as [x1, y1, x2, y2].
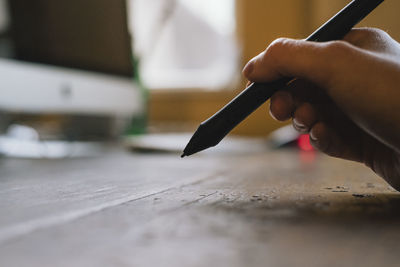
[178, 0, 236, 35]
[128, 0, 239, 90]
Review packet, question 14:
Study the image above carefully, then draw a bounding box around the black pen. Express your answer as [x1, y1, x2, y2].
[182, 0, 385, 158]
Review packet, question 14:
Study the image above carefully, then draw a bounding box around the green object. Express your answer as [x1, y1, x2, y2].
[127, 56, 148, 135]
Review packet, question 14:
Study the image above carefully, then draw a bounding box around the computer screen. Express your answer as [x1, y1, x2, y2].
[3, 0, 134, 77]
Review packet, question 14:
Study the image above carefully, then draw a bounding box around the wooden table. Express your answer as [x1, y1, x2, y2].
[1, 140, 400, 267]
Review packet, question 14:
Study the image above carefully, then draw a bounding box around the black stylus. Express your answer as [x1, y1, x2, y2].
[182, 0, 385, 158]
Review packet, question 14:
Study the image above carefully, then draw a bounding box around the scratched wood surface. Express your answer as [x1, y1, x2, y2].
[1, 141, 400, 267]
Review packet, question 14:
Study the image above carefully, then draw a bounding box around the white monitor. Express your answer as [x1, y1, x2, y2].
[0, 0, 142, 140]
[0, 59, 142, 117]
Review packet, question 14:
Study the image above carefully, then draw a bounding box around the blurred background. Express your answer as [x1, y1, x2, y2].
[0, 0, 398, 157]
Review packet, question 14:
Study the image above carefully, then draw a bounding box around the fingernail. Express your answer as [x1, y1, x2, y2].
[242, 61, 254, 77]
[293, 118, 306, 129]
[310, 130, 318, 141]
[269, 108, 278, 121]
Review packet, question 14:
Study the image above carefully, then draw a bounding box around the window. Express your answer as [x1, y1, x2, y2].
[127, 0, 239, 90]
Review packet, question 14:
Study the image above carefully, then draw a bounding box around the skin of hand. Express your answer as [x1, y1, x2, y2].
[243, 28, 400, 191]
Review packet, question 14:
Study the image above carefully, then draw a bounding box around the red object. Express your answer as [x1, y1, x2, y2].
[297, 134, 314, 151]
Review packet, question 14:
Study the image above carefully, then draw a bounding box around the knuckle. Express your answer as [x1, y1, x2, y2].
[322, 41, 352, 58]
[347, 27, 389, 45]
[324, 40, 350, 52]
[265, 38, 296, 67]
[266, 38, 293, 57]
[360, 27, 388, 38]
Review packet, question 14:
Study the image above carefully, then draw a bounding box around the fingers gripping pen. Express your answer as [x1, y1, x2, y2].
[182, 0, 385, 158]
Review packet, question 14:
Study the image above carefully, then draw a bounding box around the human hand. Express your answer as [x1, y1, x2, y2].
[243, 28, 400, 190]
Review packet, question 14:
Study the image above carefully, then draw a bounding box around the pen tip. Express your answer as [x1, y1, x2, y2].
[181, 153, 186, 158]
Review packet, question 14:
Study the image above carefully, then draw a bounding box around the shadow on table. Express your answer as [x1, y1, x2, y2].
[207, 192, 400, 223]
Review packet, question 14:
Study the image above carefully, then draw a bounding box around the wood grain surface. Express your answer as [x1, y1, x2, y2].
[1, 142, 399, 267]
